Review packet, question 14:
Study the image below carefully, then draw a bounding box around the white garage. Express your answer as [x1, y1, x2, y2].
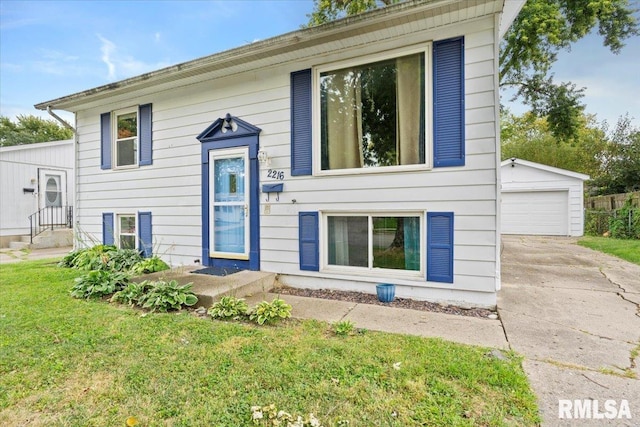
[501, 159, 589, 236]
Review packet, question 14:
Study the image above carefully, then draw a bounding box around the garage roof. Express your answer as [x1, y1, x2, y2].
[501, 158, 590, 181]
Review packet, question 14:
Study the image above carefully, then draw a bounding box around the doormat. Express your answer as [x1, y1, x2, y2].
[191, 266, 244, 277]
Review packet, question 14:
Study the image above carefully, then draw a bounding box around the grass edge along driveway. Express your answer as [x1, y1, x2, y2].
[578, 236, 640, 266]
[0, 259, 540, 426]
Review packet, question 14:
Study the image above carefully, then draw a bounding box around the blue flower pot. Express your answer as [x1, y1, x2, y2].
[376, 283, 396, 303]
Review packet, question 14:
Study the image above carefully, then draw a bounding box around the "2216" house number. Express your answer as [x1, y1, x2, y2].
[267, 169, 285, 180]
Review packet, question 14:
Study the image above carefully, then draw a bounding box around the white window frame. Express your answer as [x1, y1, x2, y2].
[320, 211, 424, 278]
[116, 214, 137, 250]
[313, 44, 433, 176]
[113, 107, 139, 169]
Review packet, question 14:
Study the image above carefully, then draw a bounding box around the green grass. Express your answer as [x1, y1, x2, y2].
[578, 236, 640, 265]
[0, 260, 540, 426]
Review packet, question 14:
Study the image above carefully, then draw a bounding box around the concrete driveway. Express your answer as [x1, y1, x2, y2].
[499, 235, 640, 426]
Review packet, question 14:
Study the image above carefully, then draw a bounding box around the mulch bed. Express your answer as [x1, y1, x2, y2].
[271, 286, 496, 319]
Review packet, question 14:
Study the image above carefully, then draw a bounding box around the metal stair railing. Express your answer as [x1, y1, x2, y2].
[28, 205, 73, 243]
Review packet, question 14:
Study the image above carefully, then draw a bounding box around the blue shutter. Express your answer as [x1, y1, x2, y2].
[139, 104, 153, 166]
[299, 211, 319, 271]
[291, 69, 312, 176]
[433, 37, 465, 167]
[100, 112, 112, 169]
[427, 212, 454, 283]
[102, 212, 114, 245]
[138, 211, 152, 258]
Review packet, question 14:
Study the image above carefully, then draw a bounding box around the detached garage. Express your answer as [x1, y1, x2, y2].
[501, 159, 589, 236]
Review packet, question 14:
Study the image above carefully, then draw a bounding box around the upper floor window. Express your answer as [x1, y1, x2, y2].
[101, 104, 152, 170]
[319, 51, 425, 171]
[115, 109, 138, 167]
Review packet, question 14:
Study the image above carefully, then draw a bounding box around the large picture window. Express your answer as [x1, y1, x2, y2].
[320, 52, 425, 171]
[114, 109, 138, 167]
[326, 214, 421, 273]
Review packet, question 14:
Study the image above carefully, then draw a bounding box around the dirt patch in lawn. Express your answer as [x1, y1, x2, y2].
[272, 285, 496, 319]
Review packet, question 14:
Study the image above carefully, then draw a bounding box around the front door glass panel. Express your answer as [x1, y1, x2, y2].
[210, 150, 249, 258]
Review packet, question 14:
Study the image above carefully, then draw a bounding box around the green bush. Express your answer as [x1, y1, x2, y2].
[249, 298, 292, 325]
[110, 281, 152, 306]
[60, 245, 118, 271]
[70, 270, 130, 299]
[208, 296, 249, 320]
[107, 249, 143, 272]
[137, 280, 198, 312]
[59, 245, 156, 273]
[130, 257, 170, 275]
[609, 197, 640, 239]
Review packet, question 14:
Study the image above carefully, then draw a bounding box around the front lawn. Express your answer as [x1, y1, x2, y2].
[0, 260, 539, 426]
[578, 236, 640, 266]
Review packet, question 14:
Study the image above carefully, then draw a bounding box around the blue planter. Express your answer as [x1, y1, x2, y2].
[376, 283, 396, 303]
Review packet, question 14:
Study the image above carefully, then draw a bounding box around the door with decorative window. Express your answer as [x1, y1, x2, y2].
[38, 169, 67, 226]
[209, 147, 250, 261]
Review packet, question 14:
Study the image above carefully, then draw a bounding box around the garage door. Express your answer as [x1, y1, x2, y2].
[501, 191, 568, 235]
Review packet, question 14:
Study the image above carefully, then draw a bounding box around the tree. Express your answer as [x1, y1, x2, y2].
[0, 115, 73, 147]
[306, 0, 639, 141]
[592, 115, 640, 194]
[501, 110, 609, 179]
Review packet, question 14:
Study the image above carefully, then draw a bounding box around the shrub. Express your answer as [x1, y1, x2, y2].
[110, 281, 152, 306]
[249, 298, 292, 325]
[609, 196, 640, 239]
[137, 280, 198, 312]
[208, 296, 249, 320]
[64, 245, 118, 271]
[130, 257, 170, 275]
[107, 249, 144, 272]
[70, 270, 130, 299]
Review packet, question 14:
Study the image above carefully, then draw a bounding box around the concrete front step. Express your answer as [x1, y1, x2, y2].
[30, 228, 74, 249]
[133, 266, 276, 309]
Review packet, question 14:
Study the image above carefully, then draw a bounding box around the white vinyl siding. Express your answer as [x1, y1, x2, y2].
[72, 8, 501, 307]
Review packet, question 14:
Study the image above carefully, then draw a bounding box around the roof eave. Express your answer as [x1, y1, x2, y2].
[501, 158, 591, 181]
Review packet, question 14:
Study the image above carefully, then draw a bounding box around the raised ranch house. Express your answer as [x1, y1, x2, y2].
[36, 0, 524, 308]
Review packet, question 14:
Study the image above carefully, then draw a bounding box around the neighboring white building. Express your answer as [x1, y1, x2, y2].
[35, 0, 525, 308]
[0, 140, 74, 247]
[501, 158, 590, 237]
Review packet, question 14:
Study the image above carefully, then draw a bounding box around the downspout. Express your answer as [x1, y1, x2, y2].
[45, 106, 79, 250]
[494, 12, 502, 294]
[46, 106, 76, 133]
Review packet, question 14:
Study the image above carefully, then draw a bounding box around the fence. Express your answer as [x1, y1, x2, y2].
[584, 208, 639, 238]
[585, 191, 640, 210]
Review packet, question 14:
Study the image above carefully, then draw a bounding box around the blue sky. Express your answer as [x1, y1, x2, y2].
[1, 0, 638, 128]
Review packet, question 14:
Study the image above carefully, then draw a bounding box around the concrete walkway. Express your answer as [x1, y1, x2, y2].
[500, 236, 640, 426]
[0, 246, 72, 264]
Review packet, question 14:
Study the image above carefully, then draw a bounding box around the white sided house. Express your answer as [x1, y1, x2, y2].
[0, 140, 74, 248]
[35, 0, 524, 308]
[501, 158, 590, 237]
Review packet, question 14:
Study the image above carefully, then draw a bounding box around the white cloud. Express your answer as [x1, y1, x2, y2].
[96, 34, 171, 82]
[98, 34, 117, 80]
[154, 32, 161, 42]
